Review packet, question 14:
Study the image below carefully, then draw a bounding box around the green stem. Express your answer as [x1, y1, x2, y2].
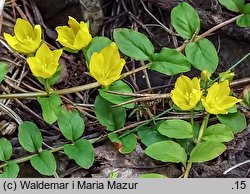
[0, 145, 64, 169]
[44, 79, 50, 95]
[190, 109, 196, 143]
[0, 82, 101, 99]
[0, 65, 149, 99]
[214, 51, 250, 82]
[197, 113, 210, 143]
[118, 107, 174, 138]
[0, 135, 104, 170]
[184, 113, 210, 178]
[184, 162, 192, 178]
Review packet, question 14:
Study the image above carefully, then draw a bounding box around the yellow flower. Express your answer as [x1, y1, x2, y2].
[56, 16, 92, 51]
[201, 80, 241, 114]
[27, 43, 62, 79]
[89, 42, 126, 87]
[4, 18, 42, 54]
[201, 70, 211, 81]
[171, 75, 202, 110]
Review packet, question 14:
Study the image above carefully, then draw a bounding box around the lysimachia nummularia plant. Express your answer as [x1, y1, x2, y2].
[0, 1, 249, 178]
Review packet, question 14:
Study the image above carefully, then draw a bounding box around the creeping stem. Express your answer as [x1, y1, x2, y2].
[190, 109, 196, 143]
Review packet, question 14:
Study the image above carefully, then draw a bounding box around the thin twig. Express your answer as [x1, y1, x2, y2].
[223, 160, 250, 175]
[140, 0, 176, 36]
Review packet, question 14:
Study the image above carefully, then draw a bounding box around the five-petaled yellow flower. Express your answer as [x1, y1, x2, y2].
[89, 42, 126, 87]
[201, 80, 241, 114]
[171, 75, 202, 110]
[27, 43, 62, 79]
[4, 18, 42, 54]
[56, 16, 92, 51]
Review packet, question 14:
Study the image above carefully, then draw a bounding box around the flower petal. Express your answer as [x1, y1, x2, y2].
[89, 52, 106, 85]
[56, 26, 75, 48]
[27, 57, 50, 78]
[68, 16, 80, 35]
[14, 18, 33, 42]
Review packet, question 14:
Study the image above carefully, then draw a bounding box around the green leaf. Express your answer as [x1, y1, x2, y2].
[189, 141, 226, 163]
[57, 110, 85, 142]
[145, 140, 187, 166]
[99, 80, 135, 109]
[217, 111, 247, 133]
[150, 48, 191, 75]
[176, 138, 196, 156]
[202, 124, 234, 142]
[30, 150, 56, 176]
[113, 28, 154, 60]
[170, 2, 200, 39]
[86, 36, 112, 65]
[138, 122, 169, 147]
[139, 173, 166, 178]
[158, 120, 193, 139]
[18, 121, 43, 153]
[119, 132, 137, 154]
[38, 93, 62, 124]
[64, 139, 94, 169]
[236, 14, 250, 27]
[243, 3, 250, 14]
[218, 0, 244, 12]
[185, 38, 219, 73]
[0, 161, 19, 178]
[0, 62, 8, 83]
[228, 105, 238, 113]
[48, 66, 62, 86]
[0, 138, 12, 161]
[94, 95, 126, 131]
[108, 132, 137, 154]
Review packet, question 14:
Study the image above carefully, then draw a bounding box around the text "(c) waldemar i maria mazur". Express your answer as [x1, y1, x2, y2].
[19, 180, 139, 190]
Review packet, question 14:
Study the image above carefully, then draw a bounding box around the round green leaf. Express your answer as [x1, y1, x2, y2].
[57, 110, 84, 142]
[218, 0, 244, 12]
[236, 14, 250, 27]
[86, 36, 112, 65]
[0, 161, 19, 178]
[243, 3, 250, 14]
[158, 120, 193, 139]
[185, 38, 218, 73]
[138, 123, 169, 147]
[189, 141, 226, 163]
[63, 139, 94, 169]
[0, 138, 13, 161]
[171, 2, 200, 39]
[0, 62, 8, 83]
[145, 140, 187, 166]
[99, 80, 135, 109]
[119, 132, 137, 154]
[18, 121, 43, 153]
[202, 124, 234, 142]
[94, 95, 126, 131]
[108, 132, 137, 154]
[217, 111, 247, 133]
[150, 48, 191, 75]
[139, 173, 166, 178]
[113, 28, 154, 60]
[30, 150, 56, 176]
[38, 93, 62, 124]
